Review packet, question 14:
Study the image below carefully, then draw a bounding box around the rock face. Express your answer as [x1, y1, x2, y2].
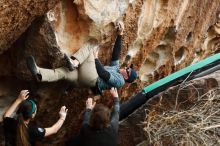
[0, 0, 220, 145]
[1, 0, 220, 97]
[0, 0, 60, 54]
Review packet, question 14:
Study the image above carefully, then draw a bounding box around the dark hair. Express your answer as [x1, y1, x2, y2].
[89, 104, 110, 129]
[16, 100, 37, 146]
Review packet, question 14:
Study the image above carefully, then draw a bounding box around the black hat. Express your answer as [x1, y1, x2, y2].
[126, 64, 137, 83]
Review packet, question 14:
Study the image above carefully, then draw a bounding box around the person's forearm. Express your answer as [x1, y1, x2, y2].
[111, 35, 122, 61]
[95, 59, 110, 81]
[110, 97, 120, 132]
[113, 97, 120, 113]
[51, 118, 65, 133]
[4, 98, 22, 118]
[111, 97, 120, 120]
[45, 118, 65, 136]
[82, 109, 92, 125]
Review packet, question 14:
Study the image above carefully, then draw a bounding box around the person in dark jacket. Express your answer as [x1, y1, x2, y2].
[3, 90, 68, 146]
[66, 87, 120, 146]
[26, 21, 137, 94]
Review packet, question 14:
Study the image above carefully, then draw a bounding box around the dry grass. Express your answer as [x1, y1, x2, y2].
[143, 86, 220, 146]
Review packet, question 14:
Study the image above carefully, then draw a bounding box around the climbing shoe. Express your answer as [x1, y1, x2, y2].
[26, 56, 41, 81]
[64, 53, 76, 71]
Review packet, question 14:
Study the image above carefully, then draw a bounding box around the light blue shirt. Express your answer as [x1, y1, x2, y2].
[97, 60, 125, 91]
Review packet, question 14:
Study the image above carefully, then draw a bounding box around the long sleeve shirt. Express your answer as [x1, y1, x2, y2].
[79, 97, 120, 146]
[95, 35, 125, 91]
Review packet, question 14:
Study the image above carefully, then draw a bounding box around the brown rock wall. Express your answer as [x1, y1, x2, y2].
[0, 0, 60, 54]
[137, 0, 220, 85]
[0, 0, 220, 145]
[1, 0, 220, 89]
[0, 16, 64, 80]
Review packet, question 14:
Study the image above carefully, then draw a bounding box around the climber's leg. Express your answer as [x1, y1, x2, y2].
[72, 40, 98, 65]
[26, 55, 79, 85]
[38, 67, 79, 85]
[78, 50, 98, 87]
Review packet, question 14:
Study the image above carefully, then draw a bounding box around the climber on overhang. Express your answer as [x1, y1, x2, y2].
[26, 21, 137, 94]
[66, 87, 120, 146]
[3, 90, 68, 146]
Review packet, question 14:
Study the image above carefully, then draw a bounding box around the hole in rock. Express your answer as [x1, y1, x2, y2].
[121, 55, 132, 67]
[175, 46, 187, 64]
[141, 59, 157, 74]
[140, 73, 153, 82]
[206, 25, 216, 38]
[164, 26, 177, 42]
[125, 55, 131, 62]
[207, 37, 220, 51]
[154, 44, 172, 65]
[186, 32, 192, 42]
[147, 52, 160, 63]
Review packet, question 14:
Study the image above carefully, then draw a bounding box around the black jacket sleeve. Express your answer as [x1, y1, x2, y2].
[82, 109, 92, 125]
[95, 59, 110, 81]
[29, 125, 45, 139]
[111, 35, 122, 61]
[110, 97, 120, 133]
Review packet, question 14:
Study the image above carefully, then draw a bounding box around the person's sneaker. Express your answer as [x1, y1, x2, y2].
[26, 56, 41, 81]
[64, 53, 76, 71]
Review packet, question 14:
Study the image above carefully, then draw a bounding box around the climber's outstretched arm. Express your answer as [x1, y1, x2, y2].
[111, 35, 122, 62]
[111, 21, 124, 64]
[44, 106, 68, 136]
[3, 90, 29, 118]
[82, 98, 96, 125]
[95, 58, 111, 81]
[93, 49, 111, 81]
[110, 88, 120, 132]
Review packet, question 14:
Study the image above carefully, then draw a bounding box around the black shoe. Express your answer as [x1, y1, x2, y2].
[64, 53, 76, 71]
[26, 56, 41, 81]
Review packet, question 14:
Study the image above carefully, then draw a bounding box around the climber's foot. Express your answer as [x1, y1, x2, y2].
[64, 53, 78, 71]
[26, 56, 41, 82]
